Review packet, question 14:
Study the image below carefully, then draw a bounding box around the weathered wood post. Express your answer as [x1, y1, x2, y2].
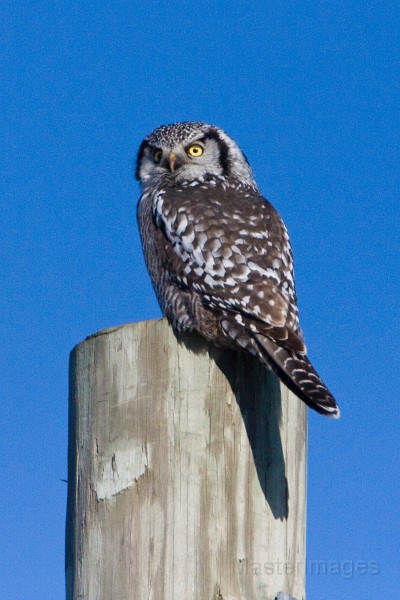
[66, 319, 307, 600]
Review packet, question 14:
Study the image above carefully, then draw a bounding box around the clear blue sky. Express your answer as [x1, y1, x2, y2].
[1, 2, 399, 598]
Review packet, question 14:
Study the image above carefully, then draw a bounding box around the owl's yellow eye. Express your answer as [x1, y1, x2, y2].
[153, 149, 163, 163]
[186, 144, 204, 158]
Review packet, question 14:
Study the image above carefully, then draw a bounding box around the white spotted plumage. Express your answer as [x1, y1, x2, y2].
[136, 121, 339, 418]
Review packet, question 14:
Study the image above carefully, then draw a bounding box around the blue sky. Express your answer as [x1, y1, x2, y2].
[1, 1, 399, 598]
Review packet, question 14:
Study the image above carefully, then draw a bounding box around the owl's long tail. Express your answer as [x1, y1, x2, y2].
[254, 334, 340, 418]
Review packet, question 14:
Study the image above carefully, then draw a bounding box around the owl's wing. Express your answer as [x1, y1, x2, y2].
[151, 184, 339, 418]
[153, 184, 306, 355]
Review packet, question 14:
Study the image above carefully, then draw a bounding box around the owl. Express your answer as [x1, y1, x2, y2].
[136, 122, 339, 418]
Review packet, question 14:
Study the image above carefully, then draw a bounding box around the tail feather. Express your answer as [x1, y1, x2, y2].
[254, 334, 340, 418]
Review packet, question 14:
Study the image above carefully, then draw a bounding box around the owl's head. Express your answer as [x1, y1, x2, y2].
[136, 122, 256, 190]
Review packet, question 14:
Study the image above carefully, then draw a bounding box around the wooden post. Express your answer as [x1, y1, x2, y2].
[66, 319, 307, 600]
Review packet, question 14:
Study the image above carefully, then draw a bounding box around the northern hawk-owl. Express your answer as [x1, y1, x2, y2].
[136, 122, 339, 418]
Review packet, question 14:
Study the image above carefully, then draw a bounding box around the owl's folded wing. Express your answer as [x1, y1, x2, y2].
[153, 186, 306, 354]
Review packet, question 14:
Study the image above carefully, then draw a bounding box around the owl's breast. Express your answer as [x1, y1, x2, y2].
[137, 189, 207, 335]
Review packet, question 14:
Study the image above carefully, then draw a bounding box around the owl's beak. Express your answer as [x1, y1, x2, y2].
[167, 152, 176, 172]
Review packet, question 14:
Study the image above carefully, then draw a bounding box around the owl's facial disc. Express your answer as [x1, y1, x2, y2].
[138, 136, 224, 187]
[136, 122, 257, 190]
[159, 140, 211, 180]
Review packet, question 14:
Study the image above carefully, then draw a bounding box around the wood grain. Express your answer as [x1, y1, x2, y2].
[66, 319, 307, 600]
